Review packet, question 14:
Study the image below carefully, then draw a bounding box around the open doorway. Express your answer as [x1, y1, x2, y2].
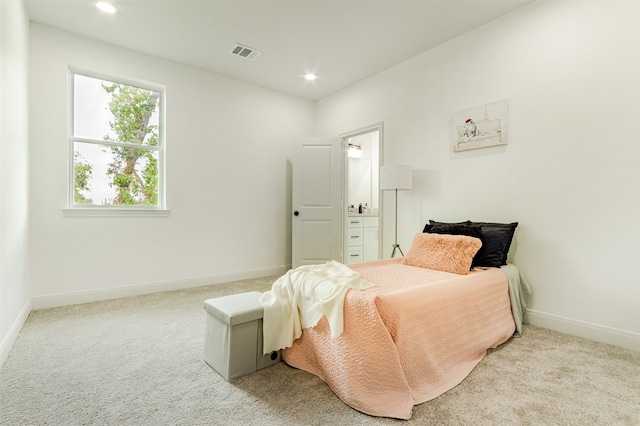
[342, 124, 382, 264]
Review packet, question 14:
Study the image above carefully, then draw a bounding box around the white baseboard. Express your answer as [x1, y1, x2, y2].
[31, 265, 290, 310]
[0, 299, 31, 369]
[526, 309, 640, 352]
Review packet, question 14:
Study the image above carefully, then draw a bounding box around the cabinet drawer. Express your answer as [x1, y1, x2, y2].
[347, 228, 363, 246]
[347, 217, 364, 227]
[347, 246, 363, 263]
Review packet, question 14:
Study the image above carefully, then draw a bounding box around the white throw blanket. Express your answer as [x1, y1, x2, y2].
[260, 260, 374, 354]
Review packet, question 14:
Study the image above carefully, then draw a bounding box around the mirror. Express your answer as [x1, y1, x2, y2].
[348, 158, 372, 209]
[346, 131, 379, 214]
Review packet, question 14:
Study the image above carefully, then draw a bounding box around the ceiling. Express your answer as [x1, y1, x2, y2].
[24, 0, 533, 101]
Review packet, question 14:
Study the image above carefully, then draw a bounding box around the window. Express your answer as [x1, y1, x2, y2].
[69, 70, 165, 213]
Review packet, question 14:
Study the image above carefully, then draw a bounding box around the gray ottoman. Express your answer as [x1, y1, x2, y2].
[204, 291, 281, 381]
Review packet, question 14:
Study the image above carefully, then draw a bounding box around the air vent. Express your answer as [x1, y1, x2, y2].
[229, 43, 261, 61]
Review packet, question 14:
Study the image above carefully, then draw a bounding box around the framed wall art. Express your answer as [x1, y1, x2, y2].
[450, 99, 508, 152]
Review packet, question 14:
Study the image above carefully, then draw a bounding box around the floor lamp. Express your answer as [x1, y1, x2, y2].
[380, 165, 413, 258]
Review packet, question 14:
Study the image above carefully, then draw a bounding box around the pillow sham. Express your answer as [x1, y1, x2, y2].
[428, 220, 470, 225]
[424, 220, 518, 267]
[473, 226, 514, 267]
[423, 220, 469, 233]
[402, 233, 482, 275]
[466, 221, 518, 264]
[426, 223, 480, 238]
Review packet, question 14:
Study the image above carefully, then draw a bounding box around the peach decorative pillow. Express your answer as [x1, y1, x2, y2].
[401, 233, 482, 275]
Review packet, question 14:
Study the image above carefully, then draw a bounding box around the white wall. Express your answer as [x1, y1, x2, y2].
[316, 1, 640, 350]
[28, 24, 315, 307]
[0, 0, 31, 366]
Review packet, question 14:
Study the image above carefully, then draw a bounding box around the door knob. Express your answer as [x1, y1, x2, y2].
[294, 211, 299, 216]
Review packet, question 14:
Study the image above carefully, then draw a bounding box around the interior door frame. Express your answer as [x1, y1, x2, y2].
[340, 122, 384, 263]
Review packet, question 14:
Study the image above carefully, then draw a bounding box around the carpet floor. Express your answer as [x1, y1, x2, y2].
[1, 276, 639, 425]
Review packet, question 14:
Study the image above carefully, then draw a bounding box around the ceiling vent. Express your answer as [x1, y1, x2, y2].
[229, 43, 261, 61]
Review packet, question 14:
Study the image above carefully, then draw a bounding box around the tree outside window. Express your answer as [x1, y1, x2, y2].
[71, 71, 164, 208]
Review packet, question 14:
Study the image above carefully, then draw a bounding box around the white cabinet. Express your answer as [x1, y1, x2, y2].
[345, 216, 379, 264]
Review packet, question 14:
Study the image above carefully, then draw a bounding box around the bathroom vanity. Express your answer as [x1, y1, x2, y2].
[345, 214, 379, 264]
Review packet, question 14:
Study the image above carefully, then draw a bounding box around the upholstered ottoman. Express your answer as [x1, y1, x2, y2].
[204, 291, 281, 381]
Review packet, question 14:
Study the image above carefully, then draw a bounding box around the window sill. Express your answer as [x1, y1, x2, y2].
[63, 208, 170, 217]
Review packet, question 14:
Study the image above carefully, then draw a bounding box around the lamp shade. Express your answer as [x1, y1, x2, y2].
[380, 165, 413, 191]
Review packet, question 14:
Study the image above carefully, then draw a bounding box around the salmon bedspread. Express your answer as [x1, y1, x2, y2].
[282, 258, 516, 419]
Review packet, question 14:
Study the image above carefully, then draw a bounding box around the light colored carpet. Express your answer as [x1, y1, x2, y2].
[1, 276, 639, 425]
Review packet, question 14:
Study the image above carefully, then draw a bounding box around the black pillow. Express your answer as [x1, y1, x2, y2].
[472, 226, 514, 267]
[423, 220, 470, 233]
[424, 220, 518, 267]
[467, 221, 518, 265]
[426, 223, 480, 238]
[427, 219, 470, 226]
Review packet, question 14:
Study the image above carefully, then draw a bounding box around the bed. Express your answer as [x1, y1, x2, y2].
[265, 221, 528, 419]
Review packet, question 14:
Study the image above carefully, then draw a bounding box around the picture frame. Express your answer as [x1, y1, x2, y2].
[451, 99, 508, 152]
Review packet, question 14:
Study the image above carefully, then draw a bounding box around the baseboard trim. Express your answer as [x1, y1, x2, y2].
[526, 309, 640, 352]
[0, 299, 31, 369]
[31, 265, 290, 310]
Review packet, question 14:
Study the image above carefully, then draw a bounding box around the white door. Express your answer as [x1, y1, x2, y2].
[292, 137, 343, 268]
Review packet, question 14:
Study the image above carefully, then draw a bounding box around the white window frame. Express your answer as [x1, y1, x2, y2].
[65, 68, 168, 216]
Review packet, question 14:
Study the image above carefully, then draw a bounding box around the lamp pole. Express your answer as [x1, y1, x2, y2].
[380, 164, 412, 258]
[390, 188, 404, 258]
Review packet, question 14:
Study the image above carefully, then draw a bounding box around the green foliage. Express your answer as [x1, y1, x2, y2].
[103, 83, 159, 205]
[74, 152, 93, 205]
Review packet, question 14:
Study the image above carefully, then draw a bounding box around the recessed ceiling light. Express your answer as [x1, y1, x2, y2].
[304, 74, 317, 81]
[96, 2, 118, 14]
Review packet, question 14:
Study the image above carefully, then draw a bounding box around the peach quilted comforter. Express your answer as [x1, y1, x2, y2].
[282, 258, 516, 419]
